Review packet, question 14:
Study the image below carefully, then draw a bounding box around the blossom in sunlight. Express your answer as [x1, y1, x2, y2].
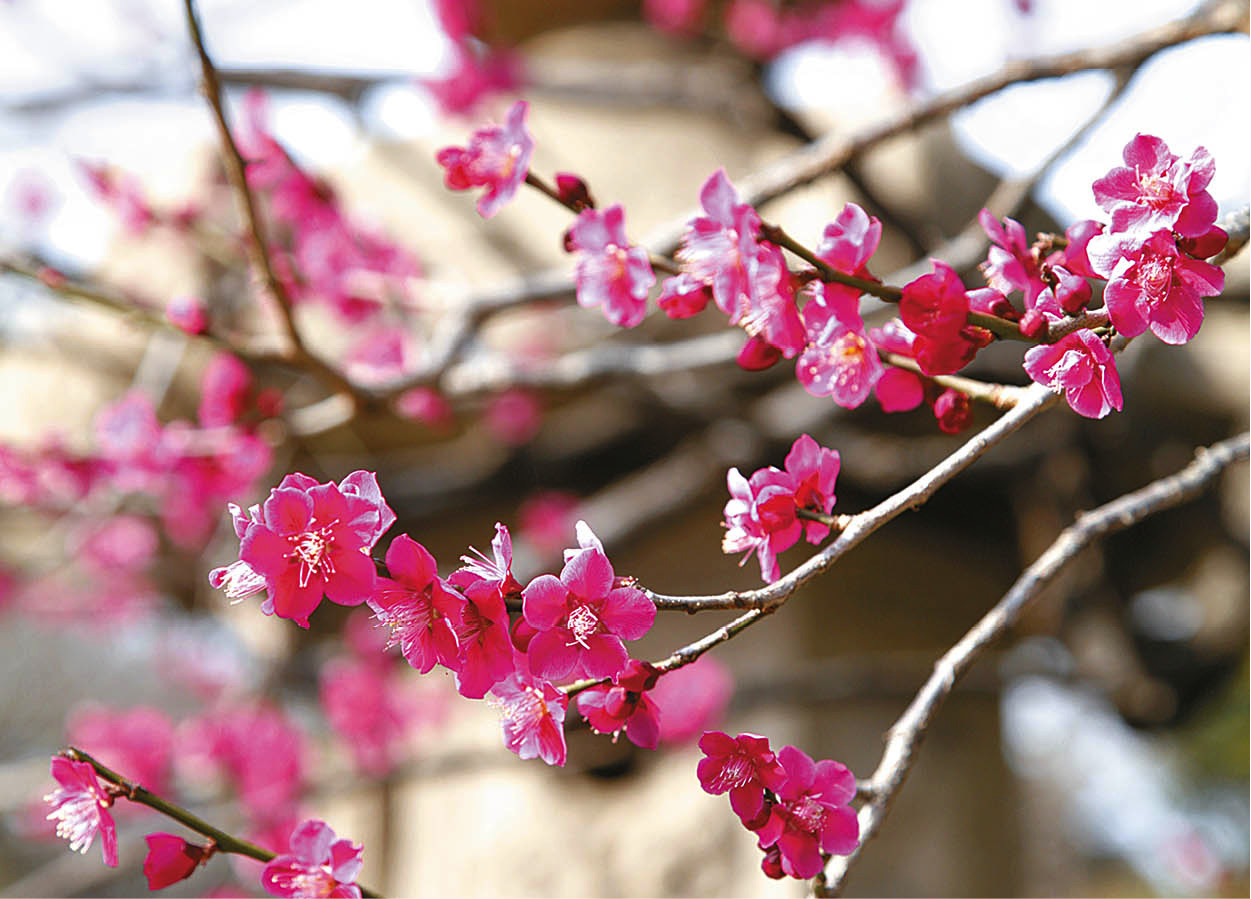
[1023, 329, 1123, 419]
[568, 204, 656, 328]
[755, 745, 859, 879]
[44, 757, 117, 867]
[261, 820, 363, 899]
[436, 100, 533, 218]
[489, 651, 568, 766]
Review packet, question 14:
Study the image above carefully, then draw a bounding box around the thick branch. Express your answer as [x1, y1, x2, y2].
[817, 431, 1251, 896]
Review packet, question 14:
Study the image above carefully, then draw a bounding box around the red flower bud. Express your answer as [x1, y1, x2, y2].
[143, 833, 211, 890]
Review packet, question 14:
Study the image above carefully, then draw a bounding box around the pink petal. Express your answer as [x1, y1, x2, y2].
[561, 547, 614, 600]
[263, 488, 313, 534]
[599, 587, 656, 640]
[779, 830, 823, 878]
[778, 745, 816, 796]
[522, 575, 568, 630]
[384, 534, 435, 588]
[820, 805, 860, 856]
[579, 633, 628, 679]
[289, 819, 335, 866]
[323, 548, 376, 606]
[527, 628, 579, 681]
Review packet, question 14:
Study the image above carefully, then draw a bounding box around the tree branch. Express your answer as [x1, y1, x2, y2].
[816, 431, 1251, 896]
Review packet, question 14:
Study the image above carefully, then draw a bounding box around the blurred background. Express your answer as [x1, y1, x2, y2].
[0, 0, 1247, 896]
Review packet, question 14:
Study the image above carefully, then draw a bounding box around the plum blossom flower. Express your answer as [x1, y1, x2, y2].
[721, 434, 840, 582]
[143, 833, 212, 890]
[874, 367, 924, 412]
[676, 169, 761, 323]
[657, 273, 712, 319]
[522, 547, 656, 681]
[696, 731, 786, 826]
[452, 580, 516, 699]
[261, 819, 363, 899]
[436, 100, 533, 218]
[1023, 329, 1123, 419]
[575, 659, 663, 749]
[740, 243, 805, 357]
[1093, 134, 1217, 238]
[810, 202, 882, 322]
[1093, 230, 1224, 345]
[797, 297, 883, 408]
[450, 522, 523, 601]
[568, 204, 656, 328]
[755, 745, 859, 878]
[238, 474, 383, 627]
[198, 353, 253, 428]
[368, 534, 462, 674]
[488, 651, 568, 766]
[978, 210, 1046, 305]
[44, 756, 118, 866]
[166, 295, 208, 335]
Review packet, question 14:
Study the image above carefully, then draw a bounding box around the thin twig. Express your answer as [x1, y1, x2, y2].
[816, 431, 1251, 896]
[181, 0, 360, 404]
[62, 747, 383, 898]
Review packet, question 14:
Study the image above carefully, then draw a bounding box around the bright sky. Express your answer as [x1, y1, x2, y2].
[0, 0, 1246, 267]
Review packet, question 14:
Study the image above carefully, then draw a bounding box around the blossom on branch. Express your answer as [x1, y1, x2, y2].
[522, 546, 655, 681]
[261, 819, 363, 899]
[436, 100, 533, 218]
[1023, 329, 1123, 419]
[368, 534, 463, 674]
[696, 731, 786, 826]
[44, 757, 118, 867]
[143, 833, 212, 890]
[676, 168, 761, 323]
[1093, 133, 1217, 238]
[575, 659, 663, 749]
[755, 745, 859, 878]
[488, 650, 569, 766]
[568, 204, 656, 328]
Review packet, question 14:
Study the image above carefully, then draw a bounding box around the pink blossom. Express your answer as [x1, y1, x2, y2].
[740, 243, 804, 357]
[783, 433, 840, 544]
[488, 651, 568, 766]
[554, 172, 594, 210]
[644, 0, 706, 33]
[1023, 329, 1123, 419]
[575, 659, 663, 749]
[66, 704, 174, 794]
[485, 389, 542, 446]
[1060, 219, 1104, 278]
[755, 745, 859, 878]
[422, 44, 521, 117]
[722, 466, 799, 584]
[261, 819, 363, 899]
[676, 169, 761, 323]
[452, 581, 516, 699]
[522, 547, 656, 681]
[319, 655, 422, 776]
[978, 210, 1046, 305]
[518, 490, 581, 556]
[657, 273, 712, 319]
[736, 335, 782, 371]
[199, 353, 253, 428]
[343, 328, 416, 387]
[76, 514, 158, 573]
[929, 386, 973, 434]
[966, 286, 1019, 322]
[811, 202, 883, 322]
[450, 522, 523, 601]
[1094, 230, 1224, 345]
[875, 365, 925, 412]
[44, 756, 118, 866]
[143, 833, 210, 889]
[166, 295, 208, 334]
[1092, 134, 1217, 238]
[394, 387, 454, 430]
[649, 656, 733, 744]
[696, 731, 786, 826]
[1179, 225, 1228, 260]
[178, 704, 307, 819]
[436, 100, 533, 218]
[797, 298, 884, 408]
[901, 259, 969, 342]
[568, 204, 656, 328]
[368, 534, 462, 674]
[239, 475, 381, 627]
[721, 434, 840, 581]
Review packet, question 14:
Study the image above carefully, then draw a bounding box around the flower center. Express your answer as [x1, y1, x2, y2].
[788, 796, 828, 834]
[286, 519, 339, 588]
[565, 604, 600, 648]
[1138, 255, 1173, 301]
[709, 754, 755, 792]
[1137, 172, 1174, 209]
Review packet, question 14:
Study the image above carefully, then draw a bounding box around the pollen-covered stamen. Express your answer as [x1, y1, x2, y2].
[706, 755, 756, 792]
[788, 796, 829, 834]
[565, 603, 600, 648]
[1138, 254, 1174, 301]
[1137, 171, 1176, 210]
[286, 518, 340, 587]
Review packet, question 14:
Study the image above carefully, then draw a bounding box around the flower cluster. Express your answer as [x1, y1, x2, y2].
[723, 434, 840, 582]
[698, 731, 858, 879]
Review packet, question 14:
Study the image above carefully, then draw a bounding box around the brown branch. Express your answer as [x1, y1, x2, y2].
[879, 353, 1026, 409]
[816, 431, 1251, 896]
[181, 0, 361, 405]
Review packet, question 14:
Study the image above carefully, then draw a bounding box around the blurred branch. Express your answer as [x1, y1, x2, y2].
[182, 0, 362, 406]
[1212, 204, 1250, 266]
[816, 431, 1251, 897]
